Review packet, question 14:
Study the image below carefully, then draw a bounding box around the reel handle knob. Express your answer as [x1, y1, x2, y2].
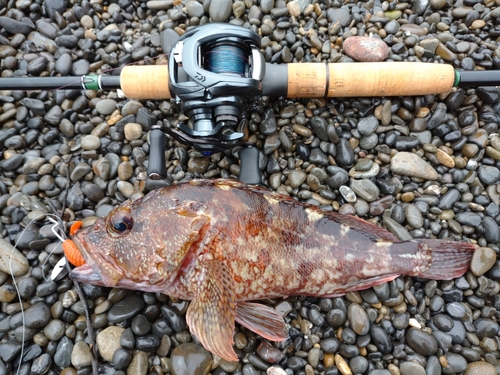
[239, 146, 262, 185]
[148, 128, 168, 179]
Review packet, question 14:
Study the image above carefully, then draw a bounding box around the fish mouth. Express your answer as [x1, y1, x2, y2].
[69, 235, 104, 284]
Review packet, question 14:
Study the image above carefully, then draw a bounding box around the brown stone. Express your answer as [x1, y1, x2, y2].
[435, 149, 455, 168]
[462, 143, 479, 158]
[343, 36, 389, 62]
[464, 361, 497, 375]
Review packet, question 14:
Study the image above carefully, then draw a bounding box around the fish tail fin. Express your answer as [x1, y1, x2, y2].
[410, 239, 475, 280]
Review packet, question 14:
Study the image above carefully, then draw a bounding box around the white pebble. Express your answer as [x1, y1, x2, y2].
[409, 318, 421, 328]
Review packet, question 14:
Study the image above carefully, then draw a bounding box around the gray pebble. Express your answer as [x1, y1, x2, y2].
[209, 0, 232, 22]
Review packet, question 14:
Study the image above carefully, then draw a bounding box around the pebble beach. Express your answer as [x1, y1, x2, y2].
[1, 0, 500, 374]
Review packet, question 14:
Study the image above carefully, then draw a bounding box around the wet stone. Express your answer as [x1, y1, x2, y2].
[438, 189, 460, 210]
[135, 334, 160, 351]
[454, 212, 481, 227]
[350, 179, 379, 202]
[348, 303, 370, 335]
[447, 319, 466, 344]
[0, 237, 29, 276]
[288, 170, 307, 188]
[327, 8, 351, 26]
[44, 319, 65, 341]
[370, 325, 392, 353]
[433, 332, 452, 353]
[335, 138, 355, 167]
[96, 99, 117, 115]
[470, 247, 496, 276]
[477, 87, 500, 104]
[474, 318, 499, 340]
[257, 341, 285, 363]
[406, 328, 438, 356]
[327, 309, 347, 327]
[161, 305, 186, 332]
[120, 327, 135, 350]
[107, 294, 145, 323]
[171, 343, 213, 375]
[464, 361, 497, 375]
[404, 204, 423, 228]
[308, 149, 328, 165]
[31, 353, 51, 374]
[445, 302, 466, 319]
[310, 117, 329, 141]
[54, 336, 73, 368]
[478, 166, 500, 185]
[443, 353, 467, 374]
[24, 303, 51, 328]
[308, 308, 325, 326]
[131, 314, 151, 336]
[427, 103, 447, 130]
[432, 314, 454, 332]
[321, 338, 340, 354]
[110, 347, 132, 370]
[400, 361, 426, 375]
[0, 340, 22, 362]
[260, 108, 277, 135]
[97, 326, 125, 362]
[0, 17, 33, 35]
[127, 351, 148, 375]
[390, 152, 438, 179]
[71, 341, 92, 369]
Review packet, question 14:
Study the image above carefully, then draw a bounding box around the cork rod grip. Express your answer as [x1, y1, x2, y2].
[120, 65, 172, 99]
[286, 62, 455, 98]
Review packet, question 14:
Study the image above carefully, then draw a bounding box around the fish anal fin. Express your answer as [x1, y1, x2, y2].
[235, 301, 288, 342]
[186, 260, 238, 362]
[321, 274, 399, 296]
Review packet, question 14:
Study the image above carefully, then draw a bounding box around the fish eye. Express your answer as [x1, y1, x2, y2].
[107, 208, 134, 236]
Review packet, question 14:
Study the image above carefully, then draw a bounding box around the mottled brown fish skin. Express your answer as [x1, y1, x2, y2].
[70, 179, 475, 361]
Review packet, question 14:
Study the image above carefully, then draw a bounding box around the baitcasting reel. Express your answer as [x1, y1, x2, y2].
[149, 24, 266, 183]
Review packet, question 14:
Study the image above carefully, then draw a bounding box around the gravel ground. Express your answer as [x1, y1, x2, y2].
[1, 0, 500, 374]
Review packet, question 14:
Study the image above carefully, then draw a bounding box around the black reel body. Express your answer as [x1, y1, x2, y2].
[148, 24, 265, 185]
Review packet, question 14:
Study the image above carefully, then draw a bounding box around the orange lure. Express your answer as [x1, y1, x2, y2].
[62, 221, 86, 267]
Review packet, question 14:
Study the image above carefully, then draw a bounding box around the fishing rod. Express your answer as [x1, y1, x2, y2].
[1, 23, 499, 185]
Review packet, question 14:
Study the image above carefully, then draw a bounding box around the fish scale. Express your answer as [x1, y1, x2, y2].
[67, 179, 476, 362]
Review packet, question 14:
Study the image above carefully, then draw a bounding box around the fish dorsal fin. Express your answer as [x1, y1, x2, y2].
[235, 301, 288, 342]
[186, 260, 238, 362]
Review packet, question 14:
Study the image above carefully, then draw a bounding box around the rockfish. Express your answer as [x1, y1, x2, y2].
[69, 179, 475, 361]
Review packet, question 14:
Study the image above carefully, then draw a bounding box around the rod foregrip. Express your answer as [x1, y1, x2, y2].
[285, 62, 455, 98]
[120, 65, 172, 99]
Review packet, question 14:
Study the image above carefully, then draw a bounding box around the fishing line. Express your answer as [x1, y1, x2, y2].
[205, 45, 247, 76]
[8, 213, 65, 375]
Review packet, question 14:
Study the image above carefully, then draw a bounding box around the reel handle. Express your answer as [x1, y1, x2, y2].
[239, 146, 262, 185]
[148, 128, 168, 180]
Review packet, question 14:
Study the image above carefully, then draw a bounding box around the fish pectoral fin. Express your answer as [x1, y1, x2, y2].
[235, 301, 288, 342]
[186, 260, 238, 362]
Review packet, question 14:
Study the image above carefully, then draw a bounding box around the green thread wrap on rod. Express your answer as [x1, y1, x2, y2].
[453, 70, 460, 87]
[82, 75, 100, 90]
